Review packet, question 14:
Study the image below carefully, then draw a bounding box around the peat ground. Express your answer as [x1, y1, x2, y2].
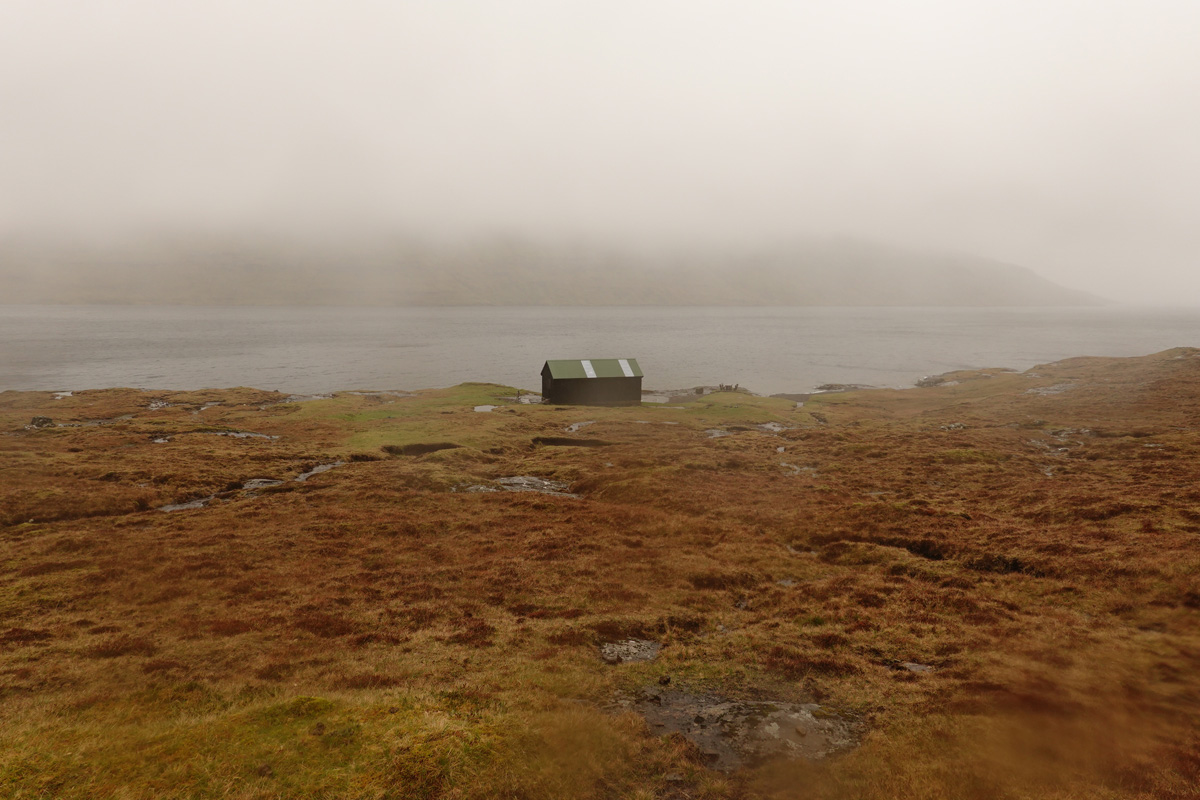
[2, 349, 1200, 798]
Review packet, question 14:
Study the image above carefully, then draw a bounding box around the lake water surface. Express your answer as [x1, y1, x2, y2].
[2, 305, 1197, 396]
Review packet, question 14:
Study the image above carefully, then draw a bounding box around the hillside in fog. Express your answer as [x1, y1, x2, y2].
[0, 235, 1102, 307]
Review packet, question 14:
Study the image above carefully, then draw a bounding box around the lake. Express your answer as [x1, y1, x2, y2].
[1, 305, 1197, 396]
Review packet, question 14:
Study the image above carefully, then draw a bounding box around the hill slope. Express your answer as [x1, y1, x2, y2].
[0, 234, 1101, 306]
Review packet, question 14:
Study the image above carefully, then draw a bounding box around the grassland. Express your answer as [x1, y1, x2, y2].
[2, 349, 1199, 799]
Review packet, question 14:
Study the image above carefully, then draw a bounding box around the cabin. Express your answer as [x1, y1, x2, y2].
[541, 358, 643, 406]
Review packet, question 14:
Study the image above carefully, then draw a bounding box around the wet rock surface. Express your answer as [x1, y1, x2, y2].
[159, 495, 216, 512]
[599, 638, 660, 664]
[617, 688, 859, 772]
[295, 462, 343, 482]
[242, 478, 284, 490]
[899, 661, 934, 673]
[812, 383, 873, 393]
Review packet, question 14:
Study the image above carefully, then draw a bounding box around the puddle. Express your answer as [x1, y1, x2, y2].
[776, 579, 796, 587]
[618, 688, 858, 772]
[159, 495, 216, 512]
[157, 466, 337, 512]
[600, 639, 660, 664]
[295, 462, 343, 482]
[382, 442, 460, 456]
[151, 437, 170, 444]
[641, 395, 671, 404]
[705, 429, 731, 438]
[213, 431, 280, 440]
[52, 391, 73, 400]
[474, 405, 498, 412]
[532, 436, 612, 447]
[566, 421, 596, 433]
[900, 662, 934, 673]
[758, 422, 789, 433]
[455, 476, 577, 497]
[242, 478, 284, 490]
[285, 394, 334, 403]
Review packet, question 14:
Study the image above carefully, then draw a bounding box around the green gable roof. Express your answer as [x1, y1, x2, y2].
[544, 358, 643, 380]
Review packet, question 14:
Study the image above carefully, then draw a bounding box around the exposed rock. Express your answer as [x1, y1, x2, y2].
[213, 431, 279, 440]
[494, 476, 575, 496]
[813, 383, 873, 392]
[617, 688, 859, 772]
[1025, 384, 1074, 396]
[29, 416, 54, 428]
[600, 639, 661, 664]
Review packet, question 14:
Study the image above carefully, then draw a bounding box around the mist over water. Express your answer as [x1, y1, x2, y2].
[3, 305, 1196, 396]
[2, 2, 1200, 305]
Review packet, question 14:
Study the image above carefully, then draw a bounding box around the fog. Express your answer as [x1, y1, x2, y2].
[2, 1, 1198, 305]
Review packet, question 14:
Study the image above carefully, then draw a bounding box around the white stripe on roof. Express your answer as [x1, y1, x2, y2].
[580, 359, 597, 378]
[618, 359, 635, 378]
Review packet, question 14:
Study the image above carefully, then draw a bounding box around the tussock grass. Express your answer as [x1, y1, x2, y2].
[2, 350, 1200, 797]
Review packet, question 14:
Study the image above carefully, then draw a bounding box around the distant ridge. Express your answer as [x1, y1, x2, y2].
[0, 234, 1102, 307]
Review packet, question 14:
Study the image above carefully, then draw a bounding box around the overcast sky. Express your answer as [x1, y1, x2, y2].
[2, 1, 1198, 303]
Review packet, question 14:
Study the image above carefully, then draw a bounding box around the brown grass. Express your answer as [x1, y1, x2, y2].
[2, 350, 1200, 797]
